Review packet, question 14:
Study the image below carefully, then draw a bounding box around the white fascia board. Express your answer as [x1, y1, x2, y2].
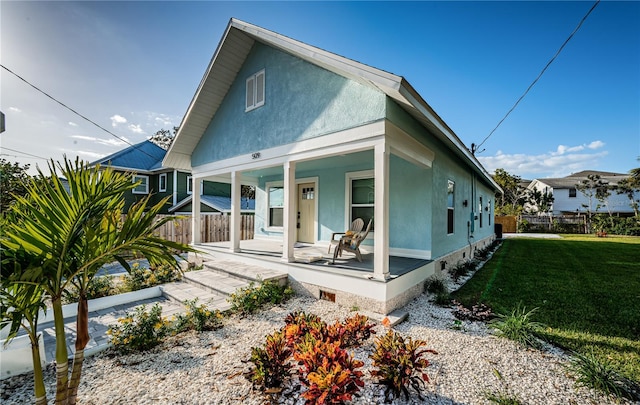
[231, 19, 403, 92]
[163, 152, 193, 172]
[192, 121, 386, 178]
[385, 120, 434, 169]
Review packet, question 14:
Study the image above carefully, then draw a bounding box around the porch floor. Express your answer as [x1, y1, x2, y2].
[195, 239, 431, 278]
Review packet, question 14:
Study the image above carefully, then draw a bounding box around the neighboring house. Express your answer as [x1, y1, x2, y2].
[164, 19, 502, 313]
[528, 170, 639, 216]
[92, 140, 253, 215]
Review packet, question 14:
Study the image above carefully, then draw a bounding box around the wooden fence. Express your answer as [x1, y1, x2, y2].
[154, 214, 255, 244]
[496, 214, 587, 234]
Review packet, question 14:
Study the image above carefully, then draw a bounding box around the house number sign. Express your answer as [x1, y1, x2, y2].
[251, 152, 261, 160]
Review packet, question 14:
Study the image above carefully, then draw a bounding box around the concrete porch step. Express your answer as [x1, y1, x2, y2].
[160, 281, 232, 312]
[202, 259, 288, 286]
[183, 269, 251, 296]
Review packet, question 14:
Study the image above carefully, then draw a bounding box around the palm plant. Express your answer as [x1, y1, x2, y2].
[1, 158, 192, 405]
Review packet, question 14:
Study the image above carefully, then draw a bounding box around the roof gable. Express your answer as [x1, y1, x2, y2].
[164, 18, 500, 192]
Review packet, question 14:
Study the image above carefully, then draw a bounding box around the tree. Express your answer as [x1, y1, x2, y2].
[1, 157, 192, 405]
[575, 174, 610, 232]
[0, 159, 31, 213]
[149, 127, 178, 150]
[492, 168, 529, 216]
[526, 188, 554, 214]
[615, 168, 640, 217]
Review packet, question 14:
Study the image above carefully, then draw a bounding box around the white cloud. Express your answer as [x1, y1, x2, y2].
[70, 135, 128, 147]
[68, 121, 78, 127]
[127, 124, 145, 134]
[110, 114, 127, 127]
[9, 107, 21, 113]
[479, 142, 609, 179]
[588, 140, 605, 149]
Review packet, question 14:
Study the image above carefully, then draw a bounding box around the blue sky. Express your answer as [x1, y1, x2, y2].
[1, 1, 638, 180]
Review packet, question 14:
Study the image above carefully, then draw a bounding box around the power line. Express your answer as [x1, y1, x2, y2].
[1, 64, 159, 161]
[0, 146, 48, 161]
[474, 0, 601, 154]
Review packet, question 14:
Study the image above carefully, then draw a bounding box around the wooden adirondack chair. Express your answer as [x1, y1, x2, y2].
[328, 218, 365, 254]
[332, 219, 372, 264]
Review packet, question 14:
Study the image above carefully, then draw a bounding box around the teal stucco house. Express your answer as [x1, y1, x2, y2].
[93, 139, 254, 215]
[164, 19, 501, 313]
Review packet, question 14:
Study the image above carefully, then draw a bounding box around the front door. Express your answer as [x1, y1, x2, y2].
[297, 183, 315, 243]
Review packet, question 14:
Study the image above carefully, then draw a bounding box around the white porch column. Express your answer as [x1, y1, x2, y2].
[230, 171, 241, 253]
[191, 176, 201, 245]
[373, 142, 390, 280]
[282, 160, 296, 262]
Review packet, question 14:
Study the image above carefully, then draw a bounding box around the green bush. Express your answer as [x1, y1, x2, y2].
[63, 275, 115, 304]
[173, 298, 224, 333]
[490, 304, 544, 348]
[228, 280, 294, 315]
[107, 304, 169, 353]
[424, 275, 448, 295]
[119, 262, 182, 292]
[567, 351, 640, 401]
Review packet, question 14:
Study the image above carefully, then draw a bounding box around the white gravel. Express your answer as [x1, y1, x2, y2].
[2, 292, 634, 405]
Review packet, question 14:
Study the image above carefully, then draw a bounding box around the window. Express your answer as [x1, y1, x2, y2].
[186, 176, 203, 195]
[447, 180, 455, 234]
[479, 196, 483, 228]
[132, 175, 149, 195]
[267, 183, 284, 228]
[569, 187, 577, 198]
[347, 171, 374, 231]
[246, 69, 265, 111]
[159, 173, 167, 192]
[488, 199, 492, 226]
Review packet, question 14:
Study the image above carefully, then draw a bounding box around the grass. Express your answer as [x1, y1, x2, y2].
[453, 235, 640, 384]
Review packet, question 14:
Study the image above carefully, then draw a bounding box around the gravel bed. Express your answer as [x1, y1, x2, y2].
[1, 293, 633, 405]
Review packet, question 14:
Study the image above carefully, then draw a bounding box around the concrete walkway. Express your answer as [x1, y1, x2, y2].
[37, 262, 287, 363]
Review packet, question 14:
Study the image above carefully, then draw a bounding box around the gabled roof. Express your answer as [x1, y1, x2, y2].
[165, 18, 501, 192]
[168, 194, 256, 213]
[531, 171, 629, 189]
[92, 140, 166, 173]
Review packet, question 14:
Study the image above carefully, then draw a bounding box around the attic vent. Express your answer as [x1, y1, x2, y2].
[319, 290, 336, 302]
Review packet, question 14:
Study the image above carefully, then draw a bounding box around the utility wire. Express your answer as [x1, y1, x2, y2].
[0, 146, 48, 161]
[474, 0, 600, 153]
[1, 64, 159, 161]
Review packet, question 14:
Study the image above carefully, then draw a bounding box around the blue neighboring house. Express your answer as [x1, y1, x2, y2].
[164, 19, 502, 313]
[92, 140, 254, 215]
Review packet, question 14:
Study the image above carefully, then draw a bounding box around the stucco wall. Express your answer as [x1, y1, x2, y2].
[192, 42, 386, 166]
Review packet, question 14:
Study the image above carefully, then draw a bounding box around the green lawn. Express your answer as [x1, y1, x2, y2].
[453, 235, 640, 383]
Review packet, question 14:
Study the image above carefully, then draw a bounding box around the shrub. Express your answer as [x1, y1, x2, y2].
[326, 313, 376, 348]
[567, 351, 640, 401]
[490, 304, 544, 348]
[62, 275, 114, 304]
[173, 298, 224, 333]
[107, 304, 169, 353]
[119, 262, 182, 292]
[249, 330, 293, 389]
[370, 330, 437, 401]
[424, 275, 448, 295]
[452, 300, 494, 322]
[434, 291, 452, 307]
[449, 259, 479, 282]
[295, 336, 365, 404]
[228, 280, 294, 315]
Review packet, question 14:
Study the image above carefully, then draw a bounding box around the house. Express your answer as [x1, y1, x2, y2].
[92, 140, 254, 215]
[164, 19, 501, 313]
[528, 170, 639, 216]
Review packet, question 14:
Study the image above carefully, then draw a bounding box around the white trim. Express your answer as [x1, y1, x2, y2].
[245, 69, 265, 112]
[389, 247, 432, 260]
[159, 173, 167, 192]
[385, 121, 434, 168]
[131, 174, 149, 194]
[191, 121, 385, 178]
[187, 175, 203, 195]
[344, 170, 375, 236]
[265, 180, 284, 231]
[172, 169, 178, 206]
